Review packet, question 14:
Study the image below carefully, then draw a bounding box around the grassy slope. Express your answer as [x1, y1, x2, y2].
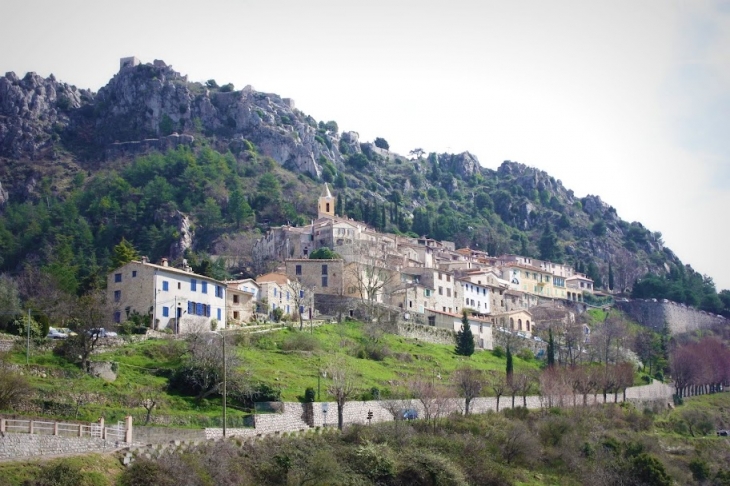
[4, 321, 538, 424]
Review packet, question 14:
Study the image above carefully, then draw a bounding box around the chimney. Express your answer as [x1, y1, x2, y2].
[141, 256, 149, 264]
[161, 258, 169, 267]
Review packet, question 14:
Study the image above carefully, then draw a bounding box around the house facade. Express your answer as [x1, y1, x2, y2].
[107, 259, 227, 333]
[226, 278, 259, 324]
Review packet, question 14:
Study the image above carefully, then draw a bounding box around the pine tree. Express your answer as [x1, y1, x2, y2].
[110, 238, 138, 270]
[547, 328, 555, 367]
[455, 311, 475, 356]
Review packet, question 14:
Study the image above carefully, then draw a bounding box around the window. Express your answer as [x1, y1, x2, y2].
[274, 288, 278, 297]
[132, 270, 137, 278]
[114, 273, 122, 283]
[217, 308, 221, 320]
[424, 289, 432, 297]
[299, 290, 304, 298]
[446, 275, 451, 282]
[162, 307, 169, 317]
[114, 290, 121, 302]
[178, 282, 181, 290]
[162, 281, 169, 291]
[113, 311, 121, 323]
[322, 264, 328, 275]
[188, 302, 193, 314]
[526, 320, 531, 331]
[447, 288, 451, 297]
[233, 311, 239, 320]
[233, 295, 239, 304]
[428, 316, 436, 326]
[216, 286, 223, 298]
[196, 303, 203, 316]
[286, 291, 290, 301]
[296, 265, 302, 276]
[191, 279, 197, 291]
[322, 276, 328, 287]
[300, 305, 305, 314]
[438, 286, 443, 295]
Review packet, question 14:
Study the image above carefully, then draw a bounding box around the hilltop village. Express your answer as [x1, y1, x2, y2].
[109, 184, 596, 350]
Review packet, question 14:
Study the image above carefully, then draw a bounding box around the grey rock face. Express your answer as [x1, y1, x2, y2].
[0, 71, 88, 158]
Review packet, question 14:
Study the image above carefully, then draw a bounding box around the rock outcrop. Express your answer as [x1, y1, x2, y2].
[0, 71, 90, 158]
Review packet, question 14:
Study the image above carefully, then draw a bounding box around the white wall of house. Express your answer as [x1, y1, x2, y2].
[108, 261, 226, 333]
[460, 280, 491, 315]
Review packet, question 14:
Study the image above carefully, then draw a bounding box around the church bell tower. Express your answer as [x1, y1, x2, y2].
[317, 183, 335, 219]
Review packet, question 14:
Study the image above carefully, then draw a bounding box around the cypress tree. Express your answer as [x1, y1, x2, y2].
[455, 311, 475, 356]
[547, 328, 555, 367]
[506, 346, 514, 380]
[608, 261, 615, 291]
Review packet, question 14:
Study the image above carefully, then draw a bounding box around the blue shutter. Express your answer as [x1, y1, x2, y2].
[202, 282, 208, 294]
[188, 301, 193, 314]
[217, 308, 221, 320]
[191, 279, 197, 291]
[162, 281, 169, 291]
[162, 307, 169, 317]
[196, 303, 203, 316]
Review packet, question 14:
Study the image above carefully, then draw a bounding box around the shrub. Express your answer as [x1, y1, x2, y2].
[538, 416, 570, 446]
[281, 333, 320, 352]
[516, 348, 533, 361]
[219, 83, 235, 92]
[355, 441, 395, 481]
[492, 346, 505, 358]
[689, 458, 710, 482]
[303, 387, 315, 403]
[630, 453, 672, 486]
[119, 459, 175, 486]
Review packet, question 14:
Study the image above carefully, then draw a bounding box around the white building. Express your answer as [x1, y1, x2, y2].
[107, 258, 227, 333]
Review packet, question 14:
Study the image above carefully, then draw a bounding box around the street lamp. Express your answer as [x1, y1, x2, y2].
[211, 330, 227, 438]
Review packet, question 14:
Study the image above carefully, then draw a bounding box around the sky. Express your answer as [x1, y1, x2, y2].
[2, 0, 729, 290]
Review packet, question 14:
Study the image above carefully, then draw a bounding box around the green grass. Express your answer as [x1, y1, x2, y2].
[5, 320, 541, 425]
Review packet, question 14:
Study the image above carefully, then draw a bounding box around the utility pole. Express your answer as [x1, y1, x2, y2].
[26, 308, 30, 365]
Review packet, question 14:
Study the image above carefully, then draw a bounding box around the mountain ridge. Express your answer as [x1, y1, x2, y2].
[0, 58, 726, 313]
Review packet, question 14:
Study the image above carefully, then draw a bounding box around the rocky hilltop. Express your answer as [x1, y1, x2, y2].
[0, 57, 709, 302]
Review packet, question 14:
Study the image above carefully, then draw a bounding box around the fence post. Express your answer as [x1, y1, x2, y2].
[124, 415, 133, 443]
[54, 422, 59, 436]
[99, 417, 105, 440]
[29, 420, 33, 434]
[78, 423, 83, 437]
[0, 418, 5, 433]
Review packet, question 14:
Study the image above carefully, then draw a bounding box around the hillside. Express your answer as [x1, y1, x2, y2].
[0, 59, 727, 311]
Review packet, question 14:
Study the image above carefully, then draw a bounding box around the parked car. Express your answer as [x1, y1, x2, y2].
[398, 408, 418, 420]
[58, 328, 77, 336]
[87, 328, 118, 338]
[46, 328, 68, 340]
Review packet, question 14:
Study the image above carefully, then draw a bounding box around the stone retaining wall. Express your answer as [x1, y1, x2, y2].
[0, 434, 124, 460]
[616, 300, 727, 335]
[134, 425, 206, 444]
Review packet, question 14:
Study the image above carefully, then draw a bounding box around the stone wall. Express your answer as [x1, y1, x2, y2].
[134, 425, 206, 444]
[396, 322, 455, 346]
[0, 434, 124, 460]
[616, 299, 727, 334]
[203, 380, 675, 439]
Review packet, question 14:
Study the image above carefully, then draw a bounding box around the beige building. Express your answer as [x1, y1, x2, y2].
[226, 278, 259, 324]
[424, 309, 494, 350]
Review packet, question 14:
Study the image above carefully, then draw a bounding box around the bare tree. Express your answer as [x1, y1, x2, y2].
[515, 370, 538, 408]
[346, 259, 395, 323]
[487, 370, 507, 412]
[590, 313, 628, 365]
[287, 278, 315, 331]
[183, 332, 242, 403]
[61, 290, 112, 371]
[0, 352, 31, 410]
[409, 378, 454, 431]
[138, 385, 167, 425]
[452, 366, 485, 415]
[326, 356, 358, 430]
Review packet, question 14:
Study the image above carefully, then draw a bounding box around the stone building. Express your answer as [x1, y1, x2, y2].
[107, 258, 227, 333]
